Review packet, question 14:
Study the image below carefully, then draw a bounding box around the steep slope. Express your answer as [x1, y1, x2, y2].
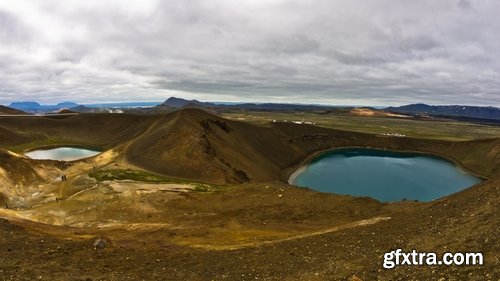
[125, 108, 307, 184]
[0, 114, 157, 150]
[0, 127, 31, 148]
[0, 150, 53, 206]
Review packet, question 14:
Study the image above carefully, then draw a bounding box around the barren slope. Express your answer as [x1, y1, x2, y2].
[124, 109, 307, 184]
[0, 109, 498, 280]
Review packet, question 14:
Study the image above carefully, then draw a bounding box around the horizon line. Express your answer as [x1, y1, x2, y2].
[1, 99, 499, 108]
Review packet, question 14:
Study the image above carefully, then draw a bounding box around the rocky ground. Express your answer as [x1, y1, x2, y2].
[0, 176, 498, 280]
[0, 110, 498, 280]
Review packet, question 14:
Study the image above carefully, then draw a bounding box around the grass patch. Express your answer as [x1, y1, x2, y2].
[88, 169, 223, 192]
[194, 184, 213, 192]
[89, 169, 182, 183]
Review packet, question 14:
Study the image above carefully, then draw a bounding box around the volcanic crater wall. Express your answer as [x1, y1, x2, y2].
[1, 108, 498, 185]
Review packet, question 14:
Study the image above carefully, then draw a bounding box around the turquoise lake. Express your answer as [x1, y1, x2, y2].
[25, 147, 101, 161]
[291, 148, 482, 202]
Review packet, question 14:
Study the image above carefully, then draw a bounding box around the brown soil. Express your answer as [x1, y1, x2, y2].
[0, 108, 498, 280]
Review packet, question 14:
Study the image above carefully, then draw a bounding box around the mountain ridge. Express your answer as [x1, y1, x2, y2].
[386, 103, 500, 120]
[6, 97, 500, 121]
[8, 101, 80, 113]
[161, 97, 215, 108]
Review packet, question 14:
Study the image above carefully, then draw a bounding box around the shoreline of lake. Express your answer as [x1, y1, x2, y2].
[288, 146, 488, 185]
[25, 147, 102, 161]
[288, 147, 483, 202]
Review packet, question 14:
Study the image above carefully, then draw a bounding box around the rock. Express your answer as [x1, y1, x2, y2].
[93, 238, 107, 250]
[349, 275, 363, 281]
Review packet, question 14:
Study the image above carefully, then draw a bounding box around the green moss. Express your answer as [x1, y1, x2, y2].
[193, 184, 214, 192]
[89, 169, 224, 185]
[88, 169, 226, 193]
[89, 169, 182, 183]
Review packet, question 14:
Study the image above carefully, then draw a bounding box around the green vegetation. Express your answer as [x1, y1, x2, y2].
[88, 169, 219, 192]
[9, 138, 67, 153]
[193, 184, 212, 192]
[89, 169, 185, 183]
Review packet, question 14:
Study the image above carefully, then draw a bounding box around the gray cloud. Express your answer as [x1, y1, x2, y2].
[0, 0, 499, 106]
[458, 0, 472, 10]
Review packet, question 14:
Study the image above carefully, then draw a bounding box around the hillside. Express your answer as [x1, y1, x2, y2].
[0, 113, 156, 151]
[0, 109, 498, 279]
[1, 108, 498, 183]
[124, 109, 306, 184]
[0, 105, 27, 115]
[124, 108, 500, 183]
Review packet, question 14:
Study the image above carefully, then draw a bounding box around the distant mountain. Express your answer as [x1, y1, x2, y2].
[0, 105, 28, 115]
[160, 97, 333, 111]
[8, 101, 81, 113]
[161, 97, 215, 108]
[386, 104, 500, 121]
[230, 103, 330, 111]
[70, 105, 92, 112]
[9, 102, 41, 112]
[56, 102, 79, 108]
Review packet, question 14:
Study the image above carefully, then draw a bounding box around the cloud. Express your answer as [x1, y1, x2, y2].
[458, 0, 472, 10]
[0, 0, 499, 106]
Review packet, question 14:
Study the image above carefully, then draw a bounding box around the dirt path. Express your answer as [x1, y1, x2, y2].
[189, 216, 392, 250]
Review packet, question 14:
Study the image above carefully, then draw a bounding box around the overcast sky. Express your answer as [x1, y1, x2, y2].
[0, 0, 499, 106]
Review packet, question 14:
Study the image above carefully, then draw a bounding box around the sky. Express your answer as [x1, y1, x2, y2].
[0, 0, 499, 106]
